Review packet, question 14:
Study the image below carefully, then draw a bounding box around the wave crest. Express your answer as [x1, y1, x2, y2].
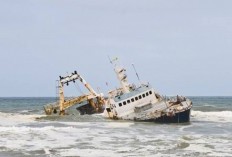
[0, 112, 43, 126]
[191, 110, 232, 122]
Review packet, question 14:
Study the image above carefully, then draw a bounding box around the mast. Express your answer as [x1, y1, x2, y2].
[114, 67, 130, 93]
[109, 57, 130, 93]
[59, 81, 65, 115]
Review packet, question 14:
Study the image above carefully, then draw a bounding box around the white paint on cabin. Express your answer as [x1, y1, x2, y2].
[109, 88, 159, 118]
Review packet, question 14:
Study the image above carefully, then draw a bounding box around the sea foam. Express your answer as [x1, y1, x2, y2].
[191, 110, 232, 123]
[0, 112, 43, 126]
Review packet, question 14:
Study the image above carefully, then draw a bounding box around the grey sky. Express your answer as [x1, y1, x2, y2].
[0, 0, 232, 97]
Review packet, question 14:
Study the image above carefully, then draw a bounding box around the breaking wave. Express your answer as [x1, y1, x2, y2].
[0, 112, 43, 126]
[191, 110, 232, 123]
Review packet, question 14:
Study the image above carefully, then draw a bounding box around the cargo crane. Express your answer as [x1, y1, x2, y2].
[44, 71, 105, 115]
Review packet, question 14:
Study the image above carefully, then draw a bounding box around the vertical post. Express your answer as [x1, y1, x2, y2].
[59, 82, 65, 115]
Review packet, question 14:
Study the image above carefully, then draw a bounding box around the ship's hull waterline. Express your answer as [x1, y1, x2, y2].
[137, 108, 191, 123]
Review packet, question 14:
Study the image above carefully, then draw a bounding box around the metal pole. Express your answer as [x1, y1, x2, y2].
[132, 63, 141, 84]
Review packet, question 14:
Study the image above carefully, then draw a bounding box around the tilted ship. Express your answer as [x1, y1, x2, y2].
[43, 59, 192, 123]
[104, 59, 192, 123]
[44, 70, 105, 115]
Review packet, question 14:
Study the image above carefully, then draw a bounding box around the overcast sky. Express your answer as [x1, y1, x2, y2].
[0, 0, 232, 97]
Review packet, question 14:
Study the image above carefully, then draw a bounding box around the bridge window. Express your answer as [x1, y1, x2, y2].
[142, 94, 145, 98]
[119, 103, 122, 107]
[127, 100, 130, 104]
[135, 97, 138, 101]
[149, 91, 152, 95]
[139, 95, 142, 99]
[146, 92, 149, 96]
[131, 98, 135, 102]
[123, 101, 126, 105]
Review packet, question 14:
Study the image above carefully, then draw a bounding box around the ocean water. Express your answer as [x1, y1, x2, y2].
[0, 97, 232, 157]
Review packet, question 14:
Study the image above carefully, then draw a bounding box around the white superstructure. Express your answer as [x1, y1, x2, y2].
[104, 59, 192, 123]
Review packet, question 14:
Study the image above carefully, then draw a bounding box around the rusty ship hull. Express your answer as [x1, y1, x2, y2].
[141, 108, 191, 123]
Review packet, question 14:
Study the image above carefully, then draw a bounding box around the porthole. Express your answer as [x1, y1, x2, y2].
[139, 95, 142, 99]
[135, 97, 138, 101]
[142, 94, 145, 98]
[123, 101, 126, 105]
[127, 100, 130, 104]
[146, 92, 149, 96]
[149, 91, 152, 95]
[119, 103, 122, 107]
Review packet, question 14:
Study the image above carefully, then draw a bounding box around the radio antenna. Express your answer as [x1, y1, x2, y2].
[132, 63, 141, 84]
[108, 56, 113, 65]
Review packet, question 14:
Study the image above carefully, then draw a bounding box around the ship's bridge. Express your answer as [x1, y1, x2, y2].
[113, 84, 153, 102]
